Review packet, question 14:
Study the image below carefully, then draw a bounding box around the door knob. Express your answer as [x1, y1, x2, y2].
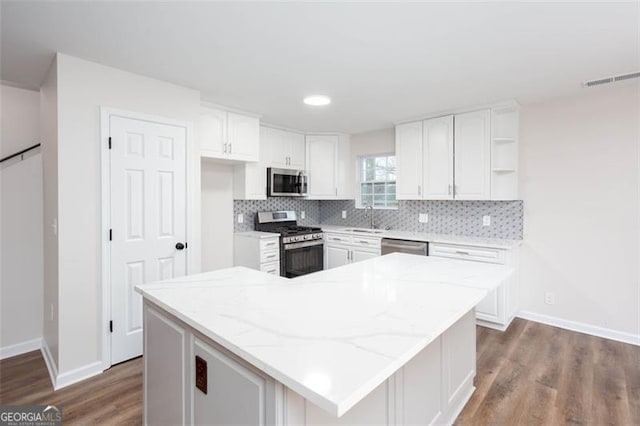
[175, 242, 186, 250]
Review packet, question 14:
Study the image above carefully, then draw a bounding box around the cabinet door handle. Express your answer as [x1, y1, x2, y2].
[418, 185, 421, 196]
[359, 240, 369, 244]
[266, 269, 277, 274]
[455, 250, 470, 255]
[448, 184, 452, 195]
[228, 143, 232, 153]
[223, 143, 227, 153]
[265, 254, 277, 259]
[335, 188, 338, 196]
[265, 242, 276, 247]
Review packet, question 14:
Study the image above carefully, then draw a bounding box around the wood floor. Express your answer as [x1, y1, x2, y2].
[1, 319, 638, 425]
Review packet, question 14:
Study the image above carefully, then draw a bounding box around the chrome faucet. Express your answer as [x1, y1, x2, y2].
[365, 205, 376, 229]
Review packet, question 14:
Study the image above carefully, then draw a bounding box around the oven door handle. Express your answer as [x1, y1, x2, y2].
[284, 240, 324, 250]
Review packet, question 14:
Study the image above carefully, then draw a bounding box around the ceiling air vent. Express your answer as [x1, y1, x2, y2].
[584, 71, 640, 87]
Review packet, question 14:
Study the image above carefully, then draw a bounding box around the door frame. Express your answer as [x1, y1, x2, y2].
[100, 107, 199, 370]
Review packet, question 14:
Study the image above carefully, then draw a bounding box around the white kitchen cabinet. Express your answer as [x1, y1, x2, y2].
[234, 233, 280, 276]
[352, 248, 379, 263]
[144, 299, 477, 426]
[144, 304, 187, 425]
[395, 104, 519, 201]
[287, 131, 306, 169]
[193, 338, 270, 425]
[395, 121, 423, 199]
[454, 110, 491, 200]
[233, 161, 266, 200]
[306, 134, 351, 200]
[261, 126, 306, 169]
[325, 244, 350, 269]
[199, 106, 259, 162]
[429, 242, 519, 330]
[423, 115, 454, 199]
[324, 232, 381, 269]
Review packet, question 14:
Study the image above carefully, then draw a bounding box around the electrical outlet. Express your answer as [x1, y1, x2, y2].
[342, 210, 347, 219]
[483, 215, 491, 226]
[544, 292, 555, 305]
[237, 214, 244, 224]
[419, 213, 428, 223]
[301, 211, 305, 219]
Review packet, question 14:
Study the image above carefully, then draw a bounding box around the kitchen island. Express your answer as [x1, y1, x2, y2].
[136, 253, 513, 425]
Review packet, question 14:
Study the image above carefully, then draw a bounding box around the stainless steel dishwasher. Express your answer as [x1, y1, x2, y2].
[381, 238, 428, 256]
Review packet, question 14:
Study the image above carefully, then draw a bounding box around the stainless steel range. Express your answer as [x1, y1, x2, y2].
[255, 211, 323, 278]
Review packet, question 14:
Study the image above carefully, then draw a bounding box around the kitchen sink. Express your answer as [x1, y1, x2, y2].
[344, 228, 386, 234]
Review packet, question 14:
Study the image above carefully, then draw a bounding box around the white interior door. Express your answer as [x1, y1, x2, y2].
[110, 115, 187, 365]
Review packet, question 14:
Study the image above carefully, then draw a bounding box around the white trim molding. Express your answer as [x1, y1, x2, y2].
[517, 310, 640, 347]
[40, 340, 104, 390]
[55, 361, 104, 390]
[0, 337, 42, 360]
[41, 340, 57, 388]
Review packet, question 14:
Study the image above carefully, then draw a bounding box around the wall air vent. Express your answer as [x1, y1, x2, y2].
[584, 71, 640, 87]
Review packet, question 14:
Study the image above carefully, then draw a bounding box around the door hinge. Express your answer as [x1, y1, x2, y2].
[185, 242, 188, 249]
[109, 229, 112, 241]
[109, 320, 113, 333]
[108, 137, 112, 149]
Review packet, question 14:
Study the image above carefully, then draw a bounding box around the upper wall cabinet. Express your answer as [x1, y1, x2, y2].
[199, 107, 260, 162]
[306, 134, 351, 200]
[454, 110, 491, 200]
[261, 126, 305, 169]
[395, 105, 519, 201]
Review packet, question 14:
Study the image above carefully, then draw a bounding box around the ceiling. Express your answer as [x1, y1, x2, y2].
[1, 1, 638, 134]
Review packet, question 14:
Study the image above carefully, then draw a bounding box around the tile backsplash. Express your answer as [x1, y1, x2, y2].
[234, 199, 523, 239]
[321, 200, 523, 239]
[234, 199, 321, 232]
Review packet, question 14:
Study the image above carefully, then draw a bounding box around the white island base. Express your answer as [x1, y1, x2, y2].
[144, 300, 476, 426]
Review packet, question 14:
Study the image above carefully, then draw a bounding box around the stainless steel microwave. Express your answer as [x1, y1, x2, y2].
[267, 168, 307, 197]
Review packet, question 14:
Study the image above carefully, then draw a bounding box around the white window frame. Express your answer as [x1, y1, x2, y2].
[356, 153, 398, 210]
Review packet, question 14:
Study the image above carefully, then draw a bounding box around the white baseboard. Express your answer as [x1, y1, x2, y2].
[517, 310, 640, 346]
[40, 340, 104, 389]
[41, 340, 58, 388]
[0, 337, 42, 360]
[55, 360, 104, 389]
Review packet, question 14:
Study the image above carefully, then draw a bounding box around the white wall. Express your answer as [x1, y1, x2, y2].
[40, 58, 59, 366]
[52, 54, 201, 375]
[201, 161, 234, 271]
[349, 128, 395, 197]
[0, 84, 43, 356]
[519, 82, 640, 338]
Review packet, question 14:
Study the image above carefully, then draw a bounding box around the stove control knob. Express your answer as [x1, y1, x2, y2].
[305, 234, 312, 240]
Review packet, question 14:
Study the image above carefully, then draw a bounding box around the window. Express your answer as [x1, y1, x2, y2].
[358, 154, 397, 208]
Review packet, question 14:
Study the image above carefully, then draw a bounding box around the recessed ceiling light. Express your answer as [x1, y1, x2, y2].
[304, 95, 331, 106]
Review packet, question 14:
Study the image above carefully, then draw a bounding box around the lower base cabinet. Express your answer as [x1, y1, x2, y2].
[324, 233, 381, 269]
[429, 242, 519, 330]
[193, 338, 272, 425]
[144, 301, 477, 426]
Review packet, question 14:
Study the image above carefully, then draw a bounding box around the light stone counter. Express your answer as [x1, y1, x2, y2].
[136, 253, 512, 420]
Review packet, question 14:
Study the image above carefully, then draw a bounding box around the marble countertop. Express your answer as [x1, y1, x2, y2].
[234, 231, 281, 239]
[136, 253, 513, 417]
[318, 225, 522, 249]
